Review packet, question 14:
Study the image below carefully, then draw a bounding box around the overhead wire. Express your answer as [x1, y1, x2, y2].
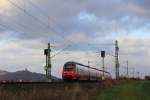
[26, 0, 55, 24]
[7, 0, 74, 41]
[0, 2, 48, 40]
[7, 0, 57, 33]
[25, 0, 89, 58]
[0, 23, 35, 39]
[7, 0, 82, 58]
[88, 43, 116, 72]
[51, 43, 73, 58]
[6, 0, 116, 64]
[0, 15, 39, 38]
[0, 23, 15, 32]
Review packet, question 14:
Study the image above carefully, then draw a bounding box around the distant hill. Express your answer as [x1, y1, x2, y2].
[0, 70, 9, 76]
[0, 69, 59, 81]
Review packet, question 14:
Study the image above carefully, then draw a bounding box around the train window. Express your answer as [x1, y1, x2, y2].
[64, 64, 74, 71]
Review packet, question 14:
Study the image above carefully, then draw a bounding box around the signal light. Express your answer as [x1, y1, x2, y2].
[101, 51, 105, 58]
[44, 49, 48, 55]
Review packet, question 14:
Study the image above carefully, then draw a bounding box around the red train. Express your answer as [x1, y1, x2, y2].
[62, 61, 111, 81]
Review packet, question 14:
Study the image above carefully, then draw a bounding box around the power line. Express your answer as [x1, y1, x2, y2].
[26, 0, 70, 37]
[7, 0, 87, 59]
[92, 62, 101, 68]
[27, 0, 118, 59]
[26, 0, 84, 58]
[0, 23, 27, 36]
[106, 52, 115, 57]
[24, 0, 79, 56]
[27, 0, 50, 19]
[26, 0, 57, 26]
[27, 0, 94, 59]
[0, 4, 48, 37]
[7, 0, 48, 28]
[0, 23, 79, 62]
[7, 0, 66, 40]
[5, 0, 48, 33]
[6, 0, 80, 58]
[51, 44, 73, 59]
[0, 23, 14, 31]
[88, 43, 115, 47]
[0, 20, 38, 35]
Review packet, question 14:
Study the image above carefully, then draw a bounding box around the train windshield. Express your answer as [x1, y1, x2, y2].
[64, 64, 74, 71]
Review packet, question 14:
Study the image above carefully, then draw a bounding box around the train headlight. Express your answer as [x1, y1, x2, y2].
[63, 72, 66, 74]
[70, 71, 74, 74]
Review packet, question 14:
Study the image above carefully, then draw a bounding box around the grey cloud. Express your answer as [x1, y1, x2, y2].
[0, 0, 149, 56]
[130, 0, 150, 10]
[0, 0, 150, 41]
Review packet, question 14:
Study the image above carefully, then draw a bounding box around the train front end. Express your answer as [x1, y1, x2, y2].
[62, 62, 79, 81]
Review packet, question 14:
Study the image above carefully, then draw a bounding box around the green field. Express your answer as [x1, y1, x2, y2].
[95, 80, 150, 100]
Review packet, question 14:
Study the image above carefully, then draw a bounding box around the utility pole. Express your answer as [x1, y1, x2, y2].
[137, 72, 140, 79]
[88, 60, 90, 80]
[126, 60, 129, 78]
[102, 57, 105, 76]
[101, 51, 105, 80]
[133, 68, 135, 79]
[44, 43, 52, 82]
[88, 61, 90, 66]
[115, 40, 120, 80]
[87, 52, 90, 80]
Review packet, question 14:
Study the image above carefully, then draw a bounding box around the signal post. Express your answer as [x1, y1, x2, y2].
[101, 51, 105, 80]
[115, 40, 120, 80]
[44, 43, 52, 82]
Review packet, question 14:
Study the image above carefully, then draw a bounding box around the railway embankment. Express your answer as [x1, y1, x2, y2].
[0, 80, 120, 100]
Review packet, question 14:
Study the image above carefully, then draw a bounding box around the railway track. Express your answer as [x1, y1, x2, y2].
[0, 80, 103, 85]
[0, 81, 64, 85]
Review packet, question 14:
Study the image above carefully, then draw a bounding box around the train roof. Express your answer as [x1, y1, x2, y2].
[64, 61, 111, 74]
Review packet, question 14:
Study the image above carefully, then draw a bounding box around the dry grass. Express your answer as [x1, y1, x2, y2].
[0, 80, 116, 100]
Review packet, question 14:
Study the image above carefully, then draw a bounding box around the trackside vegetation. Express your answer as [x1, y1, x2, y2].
[95, 80, 150, 100]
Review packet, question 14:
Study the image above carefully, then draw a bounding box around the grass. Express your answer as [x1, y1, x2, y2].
[0, 80, 149, 100]
[95, 80, 150, 100]
[0, 83, 101, 100]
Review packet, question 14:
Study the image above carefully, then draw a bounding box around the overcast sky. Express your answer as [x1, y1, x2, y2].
[0, 0, 150, 78]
